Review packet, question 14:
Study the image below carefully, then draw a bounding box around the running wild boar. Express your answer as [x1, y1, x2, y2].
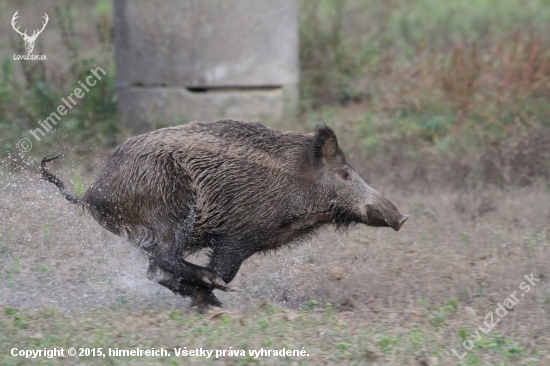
[42, 119, 408, 308]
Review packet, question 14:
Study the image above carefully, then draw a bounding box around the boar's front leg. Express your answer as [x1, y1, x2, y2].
[207, 246, 253, 285]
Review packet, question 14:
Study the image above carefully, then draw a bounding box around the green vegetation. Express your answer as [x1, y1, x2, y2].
[299, 0, 550, 186]
[0, 304, 543, 365]
[1, 0, 549, 185]
[0, 1, 116, 154]
[1, 1, 549, 162]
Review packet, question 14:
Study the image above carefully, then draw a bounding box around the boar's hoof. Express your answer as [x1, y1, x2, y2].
[190, 290, 223, 311]
[200, 272, 230, 292]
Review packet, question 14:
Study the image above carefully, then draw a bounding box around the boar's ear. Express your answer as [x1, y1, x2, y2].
[311, 124, 345, 167]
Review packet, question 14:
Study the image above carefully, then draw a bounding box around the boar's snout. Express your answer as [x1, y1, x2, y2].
[395, 214, 409, 231]
[365, 197, 409, 232]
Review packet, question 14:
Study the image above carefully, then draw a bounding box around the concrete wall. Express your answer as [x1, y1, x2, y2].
[114, 0, 299, 134]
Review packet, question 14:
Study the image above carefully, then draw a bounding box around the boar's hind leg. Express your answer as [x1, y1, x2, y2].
[181, 248, 250, 310]
[150, 245, 231, 292]
[146, 262, 223, 307]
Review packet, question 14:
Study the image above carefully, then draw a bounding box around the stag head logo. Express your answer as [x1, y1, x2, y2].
[11, 11, 49, 54]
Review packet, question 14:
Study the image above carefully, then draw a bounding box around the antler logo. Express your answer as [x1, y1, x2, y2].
[11, 11, 49, 54]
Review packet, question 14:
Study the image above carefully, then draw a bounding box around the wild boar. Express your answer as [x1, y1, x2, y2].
[41, 119, 408, 308]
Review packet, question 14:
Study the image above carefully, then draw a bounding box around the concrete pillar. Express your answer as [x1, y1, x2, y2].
[114, 0, 299, 134]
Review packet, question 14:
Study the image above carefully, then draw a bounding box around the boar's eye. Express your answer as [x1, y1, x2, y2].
[341, 171, 351, 180]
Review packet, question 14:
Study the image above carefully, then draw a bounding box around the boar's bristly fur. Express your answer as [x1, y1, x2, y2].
[41, 119, 408, 308]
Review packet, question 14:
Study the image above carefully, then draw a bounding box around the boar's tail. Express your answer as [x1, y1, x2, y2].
[41, 153, 83, 205]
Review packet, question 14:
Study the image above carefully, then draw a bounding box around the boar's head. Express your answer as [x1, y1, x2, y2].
[311, 125, 409, 231]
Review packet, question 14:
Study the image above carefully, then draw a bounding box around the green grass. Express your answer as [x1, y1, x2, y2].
[0, 304, 544, 365]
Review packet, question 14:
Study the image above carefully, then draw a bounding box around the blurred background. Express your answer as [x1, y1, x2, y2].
[0, 0, 549, 186]
[0, 1, 549, 365]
